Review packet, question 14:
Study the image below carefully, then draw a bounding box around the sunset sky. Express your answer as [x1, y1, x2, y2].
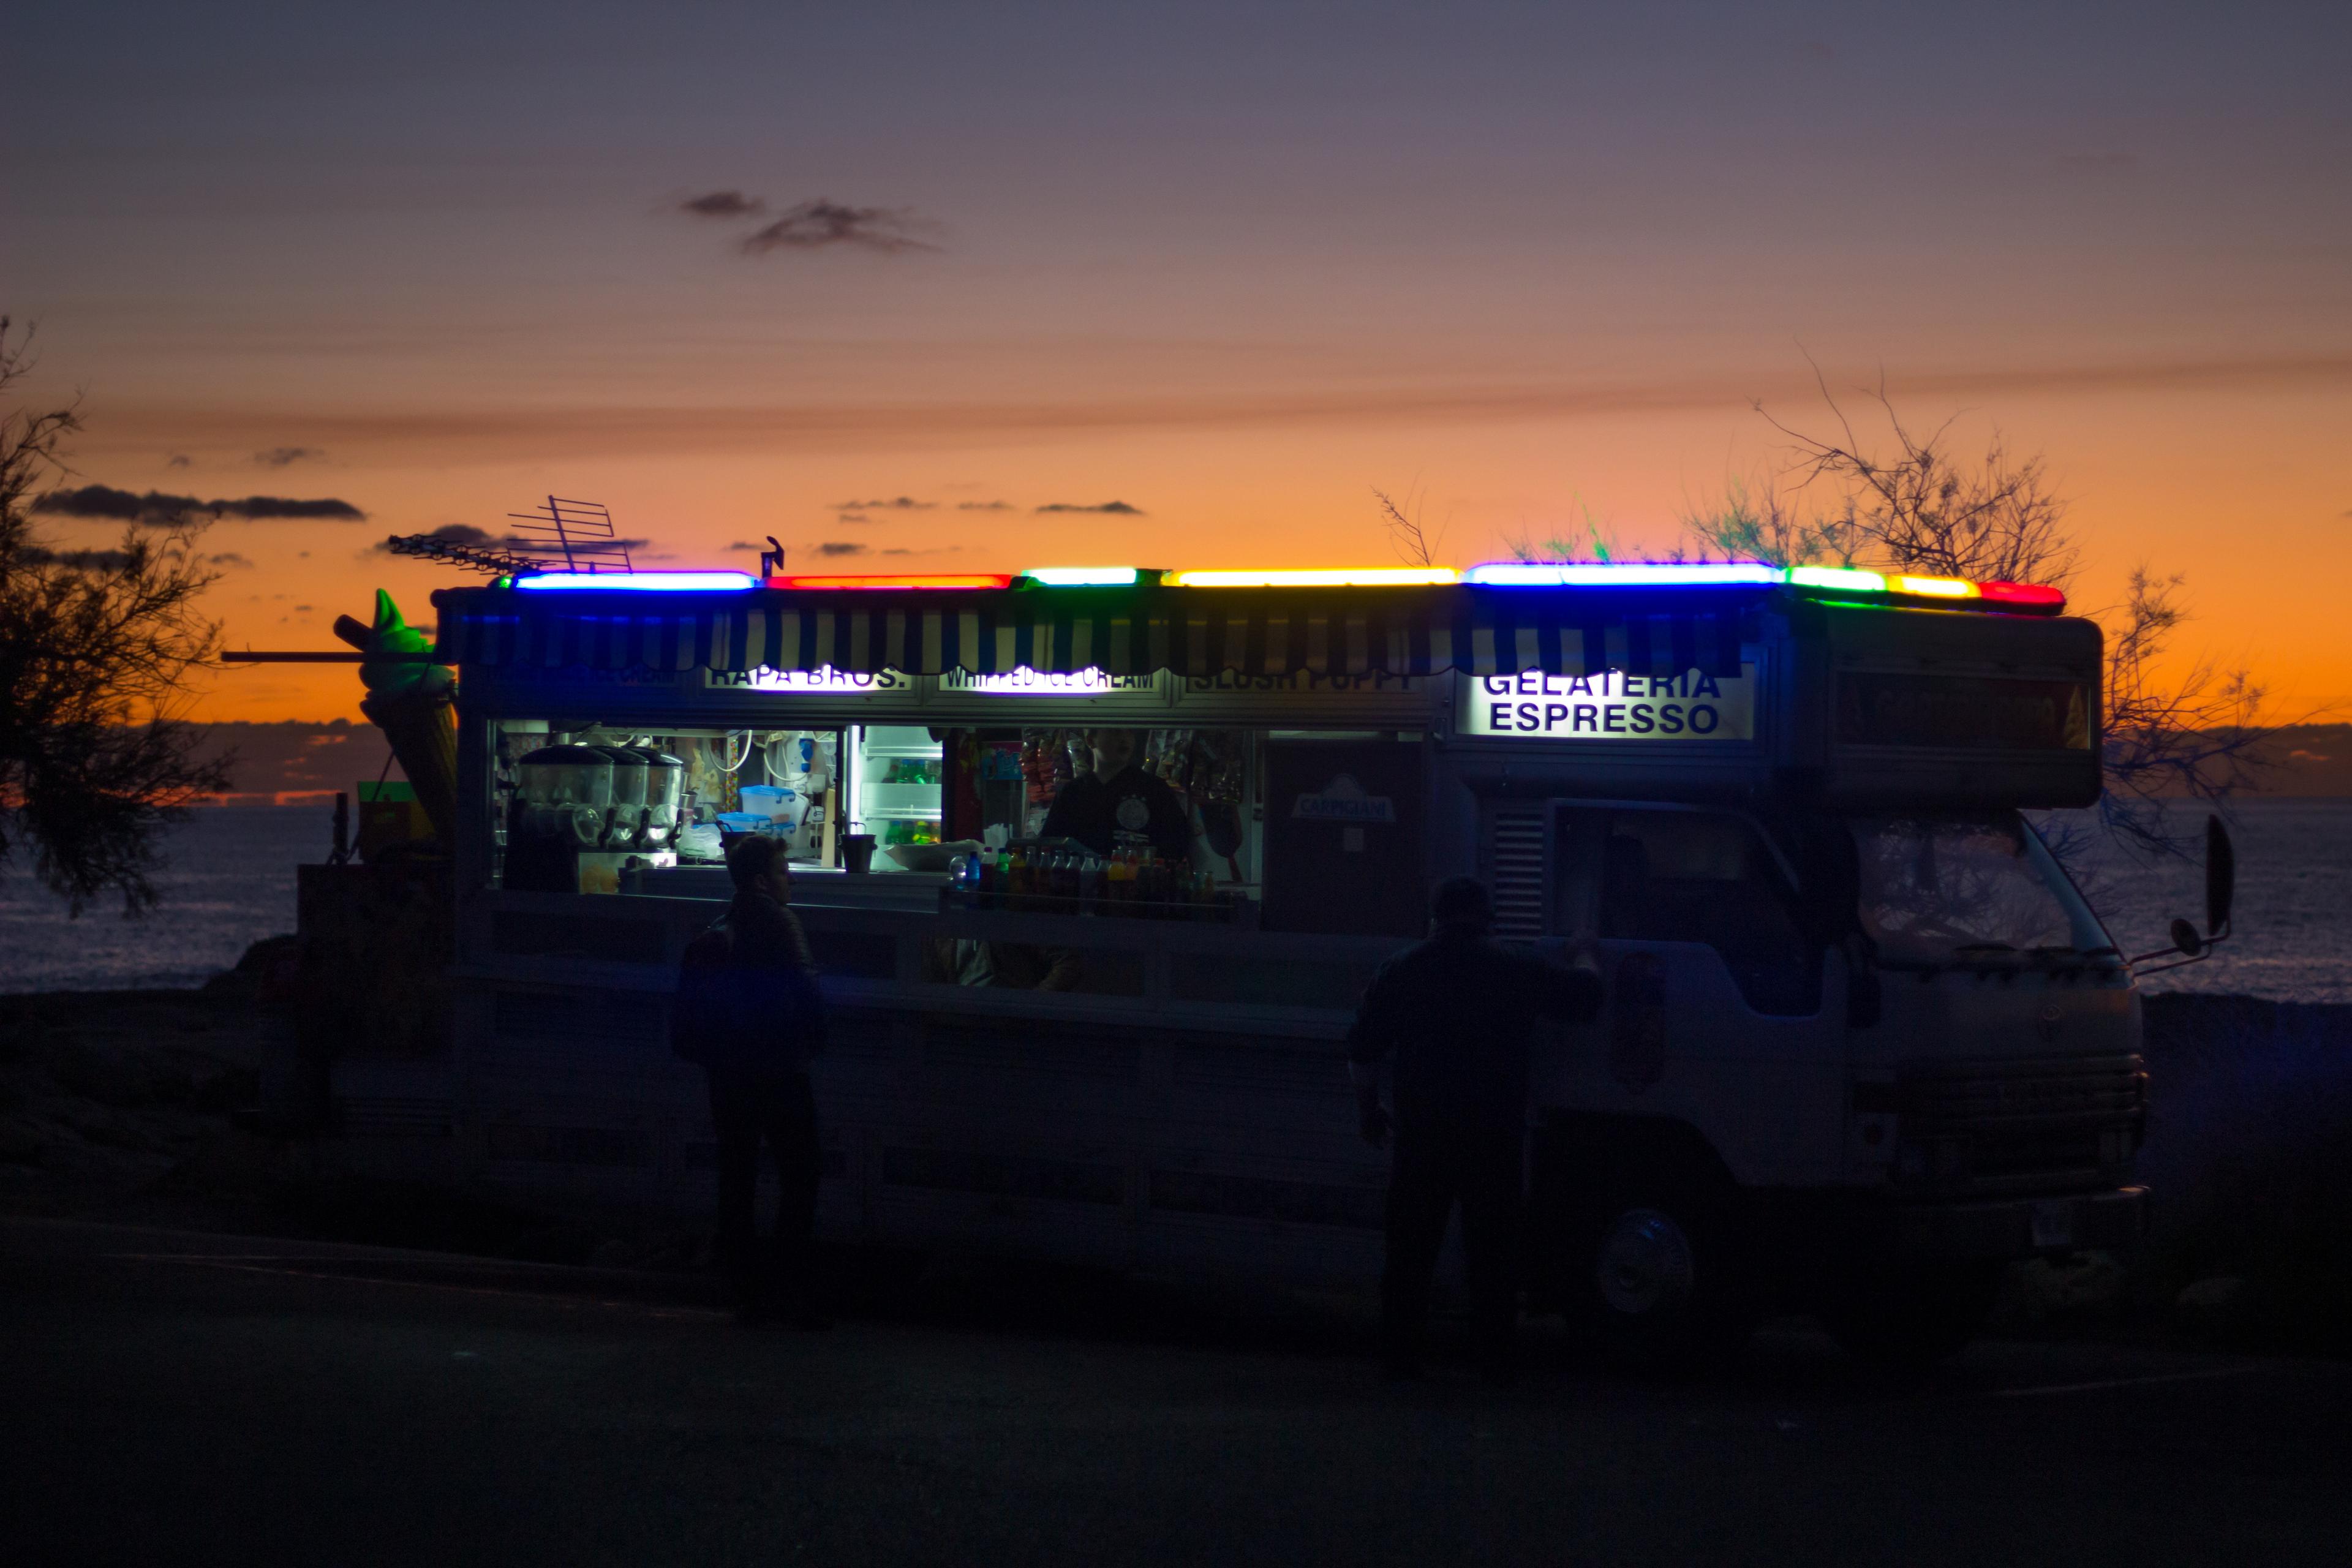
[7, 1, 2349, 722]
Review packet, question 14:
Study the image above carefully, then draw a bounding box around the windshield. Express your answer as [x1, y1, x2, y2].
[1848, 813, 2111, 962]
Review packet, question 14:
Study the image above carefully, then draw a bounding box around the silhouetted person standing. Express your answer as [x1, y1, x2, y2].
[1348, 876, 1603, 1381]
[674, 834, 829, 1327]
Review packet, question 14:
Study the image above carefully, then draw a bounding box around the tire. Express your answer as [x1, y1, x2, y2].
[1823, 1260, 2003, 1369]
[1559, 1172, 1759, 1372]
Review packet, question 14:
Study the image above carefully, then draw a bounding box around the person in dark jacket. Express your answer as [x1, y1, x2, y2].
[1041, 728, 1191, 860]
[676, 834, 829, 1327]
[1348, 876, 1604, 1381]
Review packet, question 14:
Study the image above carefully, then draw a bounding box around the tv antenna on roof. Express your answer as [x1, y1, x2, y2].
[503, 496, 633, 575]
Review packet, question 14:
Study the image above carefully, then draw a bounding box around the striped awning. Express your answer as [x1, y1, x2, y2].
[430, 585, 1755, 679]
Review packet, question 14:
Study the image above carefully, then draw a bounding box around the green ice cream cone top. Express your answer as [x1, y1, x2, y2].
[349, 589, 454, 702]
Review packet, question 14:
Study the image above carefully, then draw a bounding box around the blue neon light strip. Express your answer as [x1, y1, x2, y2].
[1463, 562, 1785, 587]
[513, 571, 758, 592]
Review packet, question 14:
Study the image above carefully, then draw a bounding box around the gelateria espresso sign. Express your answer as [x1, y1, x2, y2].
[1457, 667, 1756, 740]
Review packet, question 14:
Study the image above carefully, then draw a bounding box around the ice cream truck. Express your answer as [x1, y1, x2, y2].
[330, 560, 2163, 1363]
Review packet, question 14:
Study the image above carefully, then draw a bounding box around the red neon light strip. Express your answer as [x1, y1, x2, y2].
[1974, 580, 2067, 610]
[764, 573, 1017, 590]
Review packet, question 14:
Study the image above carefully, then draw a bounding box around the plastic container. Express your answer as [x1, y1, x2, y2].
[739, 783, 794, 819]
[631, 748, 685, 848]
[594, 746, 650, 848]
[513, 745, 612, 848]
[676, 821, 724, 862]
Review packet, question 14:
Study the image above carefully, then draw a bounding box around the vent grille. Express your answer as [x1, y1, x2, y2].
[1487, 807, 1549, 940]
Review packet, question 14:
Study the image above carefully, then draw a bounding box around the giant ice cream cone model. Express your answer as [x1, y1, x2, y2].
[334, 589, 459, 845]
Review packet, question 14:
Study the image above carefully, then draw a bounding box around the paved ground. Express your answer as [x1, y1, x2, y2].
[4, 1217, 2348, 1567]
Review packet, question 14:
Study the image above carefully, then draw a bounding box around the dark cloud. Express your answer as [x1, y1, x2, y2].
[206, 552, 255, 568]
[254, 446, 325, 467]
[680, 190, 764, 218]
[218, 494, 367, 519]
[393, 523, 496, 549]
[123, 353, 2352, 463]
[835, 512, 872, 524]
[837, 496, 935, 511]
[816, 541, 869, 557]
[20, 545, 136, 571]
[880, 548, 914, 556]
[166, 453, 193, 469]
[36, 484, 200, 519]
[741, 200, 940, 256]
[1035, 500, 1145, 516]
[726, 540, 764, 551]
[956, 500, 1014, 511]
[32, 484, 366, 522]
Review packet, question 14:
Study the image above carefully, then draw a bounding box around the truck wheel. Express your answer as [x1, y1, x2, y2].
[1564, 1179, 1757, 1371]
[1823, 1261, 2003, 1369]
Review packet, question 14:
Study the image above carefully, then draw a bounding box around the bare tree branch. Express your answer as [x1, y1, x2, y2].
[1, 315, 233, 916]
[1372, 486, 1446, 568]
[1686, 371, 2289, 859]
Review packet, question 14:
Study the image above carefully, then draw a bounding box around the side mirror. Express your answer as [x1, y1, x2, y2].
[2205, 815, 2235, 937]
[2169, 918, 2203, 959]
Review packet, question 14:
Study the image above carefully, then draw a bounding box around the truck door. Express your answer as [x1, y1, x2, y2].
[1538, 803, 1847, 1188]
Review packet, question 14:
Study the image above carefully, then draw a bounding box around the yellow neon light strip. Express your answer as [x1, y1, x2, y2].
[1891, 575, 1977, 598]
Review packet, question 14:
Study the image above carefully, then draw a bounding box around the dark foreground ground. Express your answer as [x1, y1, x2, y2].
[5, 1216, 2351, 1568]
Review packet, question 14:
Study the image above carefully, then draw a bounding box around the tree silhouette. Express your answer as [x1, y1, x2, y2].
[1683, 369, 2280, 858]
[1, 318, 232, 914]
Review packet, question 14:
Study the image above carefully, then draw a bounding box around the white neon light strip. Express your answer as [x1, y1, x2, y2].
[514, 571, 758, 592]
[1024, 567, 1140, 586]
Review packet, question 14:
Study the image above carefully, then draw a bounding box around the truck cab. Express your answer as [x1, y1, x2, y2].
[1440, 596, 2145, 1362]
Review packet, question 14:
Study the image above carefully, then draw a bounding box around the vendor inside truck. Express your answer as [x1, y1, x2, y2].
[1041, 727, 1191, 860]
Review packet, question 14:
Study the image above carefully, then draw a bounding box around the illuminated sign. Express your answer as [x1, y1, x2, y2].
[940, 667, 1155, 696]
[1184, 671, 1423, 695]
[705, 666, 913, 694]
[1457, 668, 1755, 740]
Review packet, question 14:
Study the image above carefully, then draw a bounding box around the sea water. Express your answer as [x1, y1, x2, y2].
[0, 807, 331, 993]
[2041, 798, 2352, 1005]
[1, 798, 2345, 1001]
